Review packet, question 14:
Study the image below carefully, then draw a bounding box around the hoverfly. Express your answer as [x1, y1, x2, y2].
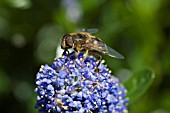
[61, 29, 124, 59]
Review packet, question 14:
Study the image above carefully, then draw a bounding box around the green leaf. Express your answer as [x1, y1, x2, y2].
[123, 69, 155, 104]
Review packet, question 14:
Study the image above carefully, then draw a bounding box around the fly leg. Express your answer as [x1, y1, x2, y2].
[62, 49, 69, 56]
[83, 49, 89, 60]
[75, 44, 89, 63]
[89, 52, 102, 73]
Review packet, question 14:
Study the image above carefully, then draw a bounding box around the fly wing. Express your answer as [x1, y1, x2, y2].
[106, 46, 124, 59]
[82, 28, 98, 34]
[85, 38, 108, 53]
[84, 37, 124, 59]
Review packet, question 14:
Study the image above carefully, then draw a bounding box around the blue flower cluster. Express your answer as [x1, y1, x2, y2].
[35, 52, 129, 113]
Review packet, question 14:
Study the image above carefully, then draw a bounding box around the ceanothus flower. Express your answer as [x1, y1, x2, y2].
[35, 52, 129, 113]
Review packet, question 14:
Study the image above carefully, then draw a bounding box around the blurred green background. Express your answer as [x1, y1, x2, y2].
[0, 0, 170, 113]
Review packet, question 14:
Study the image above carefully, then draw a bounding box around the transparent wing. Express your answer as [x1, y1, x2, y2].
[106, 46, 124, 59]
[81, 28, 98, 34]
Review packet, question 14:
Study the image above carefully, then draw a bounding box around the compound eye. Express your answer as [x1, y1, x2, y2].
[63, 34, 71, 39]
[62, 34, 73, 47]
[61, 34, 70, 49]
